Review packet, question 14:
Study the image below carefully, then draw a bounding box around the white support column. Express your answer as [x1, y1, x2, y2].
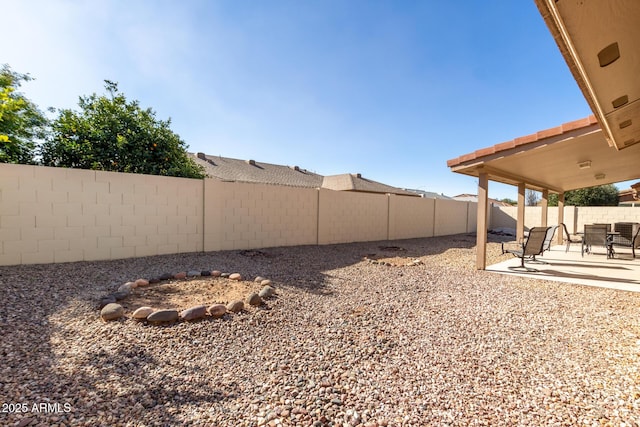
[476, 172, 489, 270]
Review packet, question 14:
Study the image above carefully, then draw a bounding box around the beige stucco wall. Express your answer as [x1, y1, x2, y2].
[488, 205, 640, 234]
[317, 189, 388, 244]
[388, 195, 435, 240]
[1, 164, 479, 266]
[575, 206, 640, 231]
[204, 180, 318, 251]
[433, 199, 473, 236]
[0, 164, 203, 265]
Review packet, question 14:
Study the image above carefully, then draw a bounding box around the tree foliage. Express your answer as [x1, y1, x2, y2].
[525, 189, 540, 206]
[548, 184, 619, 206]
[41, 81, 205, 179]
[0, 65, 48, 164]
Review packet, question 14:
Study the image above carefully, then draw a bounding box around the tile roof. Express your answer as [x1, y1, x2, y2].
[447, 115, 599, 168]
[192, 153, 418, 196]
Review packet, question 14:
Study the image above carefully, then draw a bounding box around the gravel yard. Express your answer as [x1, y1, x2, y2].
[2, 234, 640, 427]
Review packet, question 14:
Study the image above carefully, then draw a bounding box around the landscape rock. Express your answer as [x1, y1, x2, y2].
[254, 276, 266, 283]
[260, 279, 272, 287]
[180, 305, 207, 321]
[221, 273, 231, 278]
[226, 300, 244, 313]
[132, 306, 154, 319]
[99, 295, 116, 308]
[147, 309, 179, 323]
[229, 273, 242, 281]
[118, 282, 134, 293]
[246, 292, 263, 306]
[111, 291, 129, 301]
[211, 270, 222, 277]
[149, 277, 161, 284]
[159, 273, 173, 280]
[174, 272, 187, 280]
[201, 270, 212, 277]
[187, 270, 201, 277]
[259, 285, 275, 298]
[101, 303, 124, 321]
[135, 278, 150, 287]
[207, 304, 227, 318]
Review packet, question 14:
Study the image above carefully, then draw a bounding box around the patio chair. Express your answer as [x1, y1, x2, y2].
[611, 222, 640, 258]
[501, 226, 550, 270]
[560, 223, 581, 252]
[541, 225, 559, 254]
[582, 224, 613, 258]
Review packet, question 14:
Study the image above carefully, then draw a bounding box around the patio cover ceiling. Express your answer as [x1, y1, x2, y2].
[535, 0, 640, 151]
[447, 116, 640, 194]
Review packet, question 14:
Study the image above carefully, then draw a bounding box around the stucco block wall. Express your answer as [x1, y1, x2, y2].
[487, 205, 640, 234]
[0, 164, 203, 265]
[204, 180, 318, 251]
[318, 189, 388, 244]
[388, 195, 435, 240]
[433, 199, 473, 236]
[576, 207, 640, 230]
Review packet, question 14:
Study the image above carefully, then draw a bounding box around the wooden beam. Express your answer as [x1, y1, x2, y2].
[476, 173, 489, 270]
[517, 183, 526, 242]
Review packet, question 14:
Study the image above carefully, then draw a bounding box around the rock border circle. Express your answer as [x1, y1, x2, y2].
[99, 270, 277, 324]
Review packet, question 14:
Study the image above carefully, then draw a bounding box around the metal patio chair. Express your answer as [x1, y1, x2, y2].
[501, 226, 551, 270]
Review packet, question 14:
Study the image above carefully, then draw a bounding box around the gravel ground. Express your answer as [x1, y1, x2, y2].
[1, 233, 640, 427]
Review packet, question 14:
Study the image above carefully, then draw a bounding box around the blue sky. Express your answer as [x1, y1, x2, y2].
[4, 0, 597, 199]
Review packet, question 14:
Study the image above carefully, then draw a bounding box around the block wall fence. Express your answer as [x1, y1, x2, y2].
[491, 205, 640, 233]
[0, 164, 478, 266]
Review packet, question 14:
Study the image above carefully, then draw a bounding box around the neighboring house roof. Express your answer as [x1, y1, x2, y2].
[403, 189, 452, 199]
[452, 194, 512, 207]
[322, 174, 418, 197]
[192, 153, 419, 196]
[193, 153, 323, 188]
[619, 182, 640, 204]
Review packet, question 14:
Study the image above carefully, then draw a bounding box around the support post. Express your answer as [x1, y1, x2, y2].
[517, 183, 526, 242]
[557, 192, 565, 245]
[541, 189, 548, 227]
[476, 173, 489, 270]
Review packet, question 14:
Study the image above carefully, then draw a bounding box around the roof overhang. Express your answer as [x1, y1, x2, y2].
[534, 0, 640, 151]
[448, 116, 640, 193]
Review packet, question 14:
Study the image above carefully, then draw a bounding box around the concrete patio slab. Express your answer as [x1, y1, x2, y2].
[486, 244, 640, 293]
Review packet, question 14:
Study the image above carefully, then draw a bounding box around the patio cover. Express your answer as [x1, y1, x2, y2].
[447, 1, 640, 269]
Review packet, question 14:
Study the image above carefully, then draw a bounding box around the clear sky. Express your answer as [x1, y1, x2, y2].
[4, 0, 601, 200]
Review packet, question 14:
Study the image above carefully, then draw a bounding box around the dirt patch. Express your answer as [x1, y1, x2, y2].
[363, 254, 423, 267]
[119, 277, 263, 312]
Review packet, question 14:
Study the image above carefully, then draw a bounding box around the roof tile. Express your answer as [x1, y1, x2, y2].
[447, 115, 600, 168]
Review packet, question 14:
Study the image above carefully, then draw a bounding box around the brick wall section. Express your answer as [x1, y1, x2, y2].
[204, 180, 318, 251]
[317, 189, 389, 244]
[0, 164, 203, 265]
[388, 195, 435, 240]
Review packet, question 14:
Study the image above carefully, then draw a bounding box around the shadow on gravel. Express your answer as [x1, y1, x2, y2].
[0, 234, 487, 425]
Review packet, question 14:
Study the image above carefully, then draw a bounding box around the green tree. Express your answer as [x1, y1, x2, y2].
[499, 198, 517, 206]
[41, 81, 205, 179]
[548, 184, 619, 206]
[0, 65, 49, 164]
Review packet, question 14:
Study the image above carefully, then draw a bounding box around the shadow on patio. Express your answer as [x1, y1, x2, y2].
[486, 244, 640, 293]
